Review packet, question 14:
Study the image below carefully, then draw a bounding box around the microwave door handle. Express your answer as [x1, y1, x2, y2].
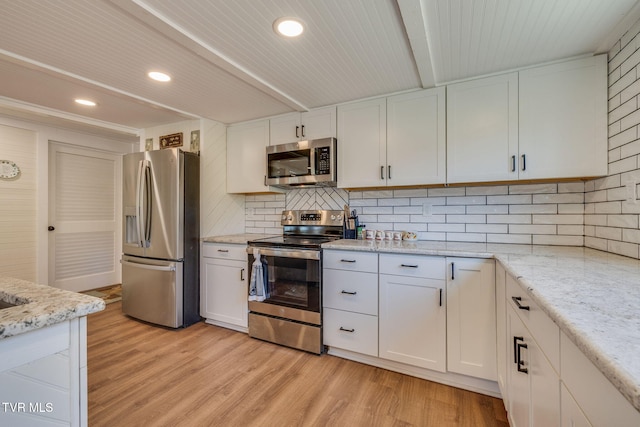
[310, 147, 316, 176]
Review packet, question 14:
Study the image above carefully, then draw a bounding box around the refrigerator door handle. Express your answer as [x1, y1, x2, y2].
[120, 259, 176, 272]
[135, 160, 151, 248]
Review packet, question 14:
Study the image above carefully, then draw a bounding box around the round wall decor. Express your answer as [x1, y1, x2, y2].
[0, 160, 21, 179]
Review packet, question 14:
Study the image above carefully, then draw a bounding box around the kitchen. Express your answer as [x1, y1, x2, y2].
[1, 0, 640, 426]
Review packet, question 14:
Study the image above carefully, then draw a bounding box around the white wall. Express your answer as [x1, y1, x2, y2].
[0, 115, 135, 283]
[0, 125, 37, 280]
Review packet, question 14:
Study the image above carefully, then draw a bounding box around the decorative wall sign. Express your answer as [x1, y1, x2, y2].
[0, 160, 21, 180]
[190, 130, 200, 153]
[160, 132, 183, 149]
[145, 138, 153, 151]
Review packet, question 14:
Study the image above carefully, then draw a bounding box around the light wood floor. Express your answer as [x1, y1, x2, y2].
[87, 302, 509, 427]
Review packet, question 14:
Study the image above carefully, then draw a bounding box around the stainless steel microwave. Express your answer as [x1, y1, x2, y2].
[266, 137, 337, 187]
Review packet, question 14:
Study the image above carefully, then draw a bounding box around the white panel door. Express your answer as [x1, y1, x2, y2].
[269, 113, 301, 146]
[300, 106, 336, 141]
[48, 143, 121, 292]
[387, 88, 446, 185]
[337, 98, 387, 188]
[447, 73, 518, 184]
[519, 55, 607, 180]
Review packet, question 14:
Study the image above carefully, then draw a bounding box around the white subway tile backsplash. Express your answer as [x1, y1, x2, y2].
[446, 214, 486, 224]
[608, 240, 639, 258]
[533, 235, 583, 246]
[487, 195, 532, 205]
[446, 196, 487, 205]
[429, 223, 466, 232]
[623, 228, 640, 243]
[558, 204, 585, 214]
[447, 232, 486, 243]
[585, 236, 608, 251]
[431, 205, 466, 215]
[428, 187, 465, 197]
[509, 183, 557, 194]
[467, 205, 509, 214]
[509, 204, 557, 214]
[510, 224, 557, 235]
[487, 214, 532, 224]
[595, 226, 622, 240]
[487, 234, 532, 244]
[607, 214, 639, 228]
[465, 185, 508, 196]
[532, 193, 584, 204]
[466, 224, 508, 233]
[532, 214, 583, 225]
[558, 182, 585, 193]
[557, 225, 584, 235]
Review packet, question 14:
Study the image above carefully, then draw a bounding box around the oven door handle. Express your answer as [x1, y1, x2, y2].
[247, 246, 320, 260]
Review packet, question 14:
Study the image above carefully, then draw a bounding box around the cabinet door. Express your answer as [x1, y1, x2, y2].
[201, 257, 248, 329]
[530, 333, 560, 427]
[226, 120, 270, 193]
[496, 262, 508, 404]
[337, 98, 387, 188]
[447, 73, 518, 184]
[447, 258, 497, 380]
[269, 113, 301, 146]
[508, 307, 531, 427]
[560, 384, 592, 427]
[379, 273, 446, 371]
[301, 106, 336, 140]
[387, 88, 446, 185]
[519, 55, 607, 180]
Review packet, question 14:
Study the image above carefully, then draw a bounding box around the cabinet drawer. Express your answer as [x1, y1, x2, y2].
[323, 269, 378, 315]
[323, 308, 378, 356]
[506, 273, 559, 373]
[379, 253, 445, 279]
[202, 243, 247, 261]
[323, 250, 378, 272]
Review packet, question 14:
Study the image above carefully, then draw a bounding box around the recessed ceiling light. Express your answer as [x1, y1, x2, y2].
[273, 17, 304, 37]
[75, 99, 96, 107]
[148, 71, 171, 82]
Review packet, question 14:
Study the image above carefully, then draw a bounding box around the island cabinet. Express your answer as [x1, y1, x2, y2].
[378, 254, 446, 371]
[0, 318, 87, 427]
[201, 242, 248, 332]
[446, 257, 497, 381]
[323, 250, 379, 356]
[269, 106, 336, 146]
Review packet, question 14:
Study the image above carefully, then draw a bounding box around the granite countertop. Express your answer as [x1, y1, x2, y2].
[323, 239, 640, 412]
[0, 277, 105, 340]
[202, 233, 279, 245]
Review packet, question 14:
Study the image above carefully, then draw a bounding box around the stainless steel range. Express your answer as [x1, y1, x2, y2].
[247, 210, 345, 354]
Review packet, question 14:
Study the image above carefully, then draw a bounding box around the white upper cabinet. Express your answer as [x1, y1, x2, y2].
[269, 106, 336, 146]
[447, 72, 519, 184]
[387, 88, 446, 186]
[226, 119, 271, 193]
[337, 98, 387, 188]
[338, 88, 445, 188]
[519, 55, 607, 180]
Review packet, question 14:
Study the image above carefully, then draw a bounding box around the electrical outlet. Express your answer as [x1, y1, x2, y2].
[626, 180, 637, 203]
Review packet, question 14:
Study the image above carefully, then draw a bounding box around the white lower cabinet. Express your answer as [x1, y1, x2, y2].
[379, 254, 446, 371]
[201, 243, 248, 332]
[446, 257, 497, 380]
[560, 384, 592, 427]
[323, 251, 379, 356]
[495, 262, 508, 408]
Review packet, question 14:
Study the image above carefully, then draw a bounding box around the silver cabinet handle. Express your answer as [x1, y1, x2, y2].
[388, 165, 391, 179]
[240, 268, 245, 281]
[339, 327, 355, 333]
[341, 290, 357, 295]
[218, 249, 229, 253]
[400, 264, 418, 268]
[380, 165, 385, 180]
[295, 125, 300, 138]
[340, 259, 356, 263]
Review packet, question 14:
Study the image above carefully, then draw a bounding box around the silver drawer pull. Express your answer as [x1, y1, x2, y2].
[340, 259, 356, 263]
[341, 290, 357, 295]
[217, 249, 229, 253]
[339, 327, 355, 333]
[400, 264, 419, 268]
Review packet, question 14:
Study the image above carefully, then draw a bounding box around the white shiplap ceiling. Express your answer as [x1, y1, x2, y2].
[0, 0, 639, 140]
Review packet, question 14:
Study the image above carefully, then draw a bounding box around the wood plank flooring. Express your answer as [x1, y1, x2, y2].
[87, 302, 509, 426]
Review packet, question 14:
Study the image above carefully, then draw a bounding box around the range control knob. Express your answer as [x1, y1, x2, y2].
[330, 215, 336, 220]
[282, 214, 287, 221]
[287, 215, 293, 221]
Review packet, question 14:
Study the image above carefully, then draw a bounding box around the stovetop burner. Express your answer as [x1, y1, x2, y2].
[249, 234, 342, 250]
[248, 209, 345, 249]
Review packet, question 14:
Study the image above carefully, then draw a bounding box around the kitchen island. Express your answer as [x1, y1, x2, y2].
[0, 277, 105, 427]
[323, 239, 640, 422]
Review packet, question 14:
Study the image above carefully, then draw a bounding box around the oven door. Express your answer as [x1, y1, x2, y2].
[248, 247, 321, 324]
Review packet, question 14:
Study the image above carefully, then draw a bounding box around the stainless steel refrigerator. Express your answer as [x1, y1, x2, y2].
[121, 148, 200, 328]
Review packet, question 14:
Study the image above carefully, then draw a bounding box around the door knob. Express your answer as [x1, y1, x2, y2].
[48, 226, 55, 231]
